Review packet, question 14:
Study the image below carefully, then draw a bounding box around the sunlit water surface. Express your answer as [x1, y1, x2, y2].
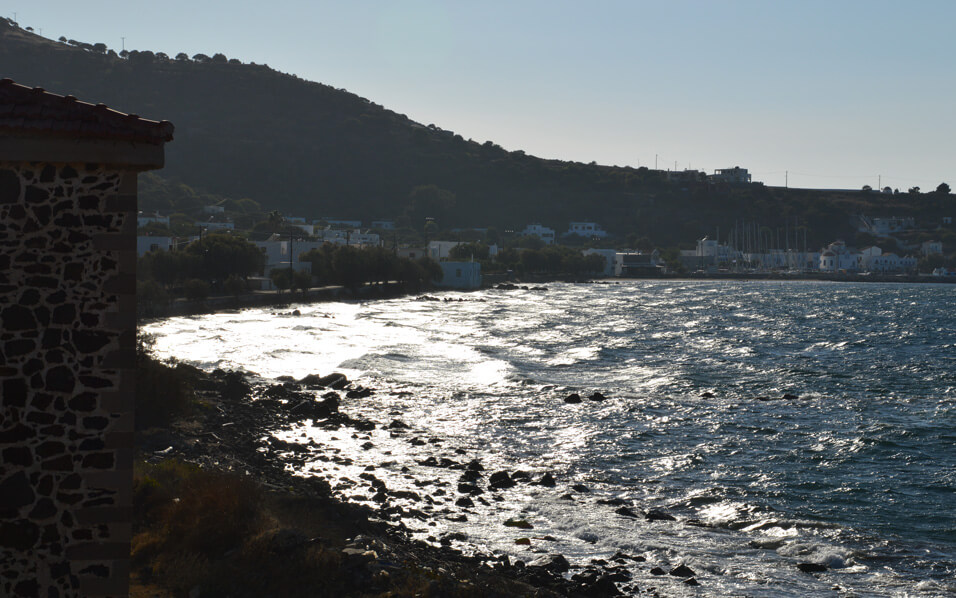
[144, 281, 956, 596]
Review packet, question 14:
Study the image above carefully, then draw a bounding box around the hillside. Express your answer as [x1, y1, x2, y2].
[2, 20, 952, 248]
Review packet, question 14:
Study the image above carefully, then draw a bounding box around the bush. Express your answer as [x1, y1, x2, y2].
[184, 278, 210, 301]
[136, 335, 193, 429]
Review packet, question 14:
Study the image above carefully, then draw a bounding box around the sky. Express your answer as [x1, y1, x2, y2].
[11, 1, 956, 191]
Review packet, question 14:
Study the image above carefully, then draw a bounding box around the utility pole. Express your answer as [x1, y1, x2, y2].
[121, 37, 125, 52]
[655, 154, 658, 170]
[785, 171, 788, 188]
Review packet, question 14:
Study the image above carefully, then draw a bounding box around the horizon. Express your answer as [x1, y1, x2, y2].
[12, 1, 956, 192]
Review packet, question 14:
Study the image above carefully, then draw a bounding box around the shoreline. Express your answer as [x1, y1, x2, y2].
[139, 272, 955, 322]
[135, 366, 668, 596]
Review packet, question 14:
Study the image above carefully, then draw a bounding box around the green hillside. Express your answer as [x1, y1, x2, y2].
[2, 19, 952, 249]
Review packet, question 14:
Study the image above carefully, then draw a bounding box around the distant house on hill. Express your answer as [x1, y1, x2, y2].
[565, 221, 608, 239]
[709, 166, 751, 184]
[521, 223, 556, 245]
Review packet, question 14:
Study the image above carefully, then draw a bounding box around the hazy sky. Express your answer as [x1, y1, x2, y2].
[14, 1, 956, 190]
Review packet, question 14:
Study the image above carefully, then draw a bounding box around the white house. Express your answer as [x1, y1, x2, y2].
[819, 241, 862, 272]
[137, 211, 169, 228]
[922, 240, 943, 256]
[565, 222, 608, 238]
[709, 167, 751, 184]
[318, 217, 363, 228]
[254, 239, 326, 275]
[522, 223, 556, 245]
[137, 235, 173, 256]
[436, 261, 481, 289]
[861, 246, 917, 273]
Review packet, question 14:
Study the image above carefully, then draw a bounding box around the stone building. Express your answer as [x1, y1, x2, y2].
[0, 79, 172, 597]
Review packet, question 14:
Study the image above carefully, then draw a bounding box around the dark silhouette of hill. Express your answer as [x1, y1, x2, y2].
[2, 20, 951, 248]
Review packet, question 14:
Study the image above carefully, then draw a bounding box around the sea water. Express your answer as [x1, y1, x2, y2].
[143, 280, 956, 596]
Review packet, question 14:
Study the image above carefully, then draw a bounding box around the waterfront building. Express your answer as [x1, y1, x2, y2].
[615, 251, 663, 276]
[921, 240, 943, 256]
[436, 261, 482, 289]
[819, 240, 862, 272]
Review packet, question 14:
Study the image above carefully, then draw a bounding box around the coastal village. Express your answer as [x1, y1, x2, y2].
[135, 174, 956, 292]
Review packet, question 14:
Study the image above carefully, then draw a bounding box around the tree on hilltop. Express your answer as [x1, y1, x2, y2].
[936, 182, 951, 195]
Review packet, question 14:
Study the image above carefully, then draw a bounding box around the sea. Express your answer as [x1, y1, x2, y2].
[142, 280, 956, 597]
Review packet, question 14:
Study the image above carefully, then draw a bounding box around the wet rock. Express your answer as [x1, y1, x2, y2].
[700, 391, 715, 398]
[455, 497, 474, 508]
[503, 518, 533, 529]
[669, 564, 695, 577]
[614, 506, 638, 518]
[649, 567, 666, 575]
[535, 473, 556, 487]
[459, 470, 482, 483]
[684, 578, 700, 586]
[360, 441, 374, 450]
[527, 553, 570, 573]
[388, 419, 409, 429]
[782, 393, 800, 400]
[571, 484, 590, 493]
[596, 497, 627, 506]
[310, 373, 349, 389]
[465, 459, 484, 471]
[489, 471, 517, 490]
[645, 509, 676, 521]
[457, 483, 483, 495]
[588, 392, 607, 401]
[797, 562, 828, 573]
[564, 393, 582, 404]
[511, 470, 532, 483]
[346, 387, 373, 399]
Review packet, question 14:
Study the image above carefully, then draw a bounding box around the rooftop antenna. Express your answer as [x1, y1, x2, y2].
[655, 154, 658, 169]
[121, 37, 125, 51]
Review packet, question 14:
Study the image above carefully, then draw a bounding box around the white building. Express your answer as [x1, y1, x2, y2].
[137, 211, 169, 228]
[137, 235, 173, 256]
[696, 237, 735, 261]
[522, 223, 556, 245]
[565, 222, 608, 238]
[922, 240, 943, 256]
[436, 261, 481, 289]
[860, 246, 917, 273]
[318, 218, 363, 228]
[819, 241, 862, 272]
[254, 239, 325, 275]
[709, 167, 751, 184]
[427, 241, 498, 260]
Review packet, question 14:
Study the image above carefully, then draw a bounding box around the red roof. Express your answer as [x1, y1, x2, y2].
[0, 78, 173, 144]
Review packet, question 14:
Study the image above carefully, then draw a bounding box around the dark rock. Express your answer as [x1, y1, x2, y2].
[615, 506, 638, 518]
[564, 393, 582, 404]
[315, 373, 349, 389]
[346, 387, 373, 399]
[669, 564, 695, 577]
[645, 509, 676, 521]
[504, 518, 533, 529]
[360, 441, 374, 450]
[489, 471, 516, 490]
[700, 391, 715, 398]
[684, 578, 700, 586]
[783, 393, 800, 400]
[596, 497, 627, 506]
[459, 470, 481, 482]
[0, 521, 40, 550]
[455, 497, 474, 508]
[466, 459, 484, 471]
[588, 392, 607, 401]
[535, 472, 556, 487]
[527, 553, 570, 573]
[649, 567, 666, 575]
[457, 483, 482, 495]
[511, 470, 532, 482]
[797, 562, 827, 573]
[388, 419, 409, 429]
[571, 484, 590, 493]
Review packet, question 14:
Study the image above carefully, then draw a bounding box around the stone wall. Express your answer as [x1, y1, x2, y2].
[1, 161, 138, 597]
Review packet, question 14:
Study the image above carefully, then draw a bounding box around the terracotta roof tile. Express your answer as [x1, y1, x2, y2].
[0, 78, 173, 144]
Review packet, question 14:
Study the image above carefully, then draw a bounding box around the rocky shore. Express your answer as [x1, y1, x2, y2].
[135, 365, 724, 597]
